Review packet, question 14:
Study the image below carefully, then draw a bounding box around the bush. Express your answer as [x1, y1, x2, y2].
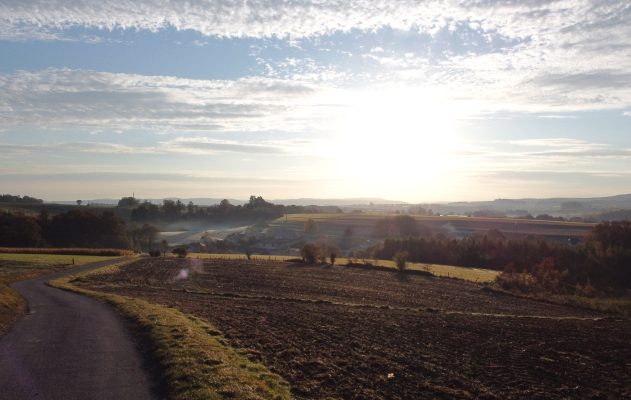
[148, 250, 161, 257]
[393, 251, 408, 272]
[172, 247, 187, 258]
[301, 243, 319, 264]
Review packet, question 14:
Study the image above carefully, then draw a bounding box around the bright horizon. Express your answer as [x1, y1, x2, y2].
[1, 1, 630, 202]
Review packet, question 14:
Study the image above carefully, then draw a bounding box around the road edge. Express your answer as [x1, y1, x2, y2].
[49, 259, 292, 400]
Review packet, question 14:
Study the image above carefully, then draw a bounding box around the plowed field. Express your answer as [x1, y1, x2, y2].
[79, 258, 631, 399]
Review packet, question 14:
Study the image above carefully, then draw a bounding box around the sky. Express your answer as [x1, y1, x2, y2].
[0, 1, 630, 202]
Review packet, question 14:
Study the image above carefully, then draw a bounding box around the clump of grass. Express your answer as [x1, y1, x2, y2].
[50, 262, 292, 400]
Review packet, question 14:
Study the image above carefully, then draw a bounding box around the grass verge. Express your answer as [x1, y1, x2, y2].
[0, 284, 25, 335]
[49, 261, 292, 400]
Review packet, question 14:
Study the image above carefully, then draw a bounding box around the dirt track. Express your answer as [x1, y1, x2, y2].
[83, 258, 631, 399]
[0, 259, 162, 400]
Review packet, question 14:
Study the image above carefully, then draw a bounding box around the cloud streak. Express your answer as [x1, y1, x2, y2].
[0, 68, 330, 132]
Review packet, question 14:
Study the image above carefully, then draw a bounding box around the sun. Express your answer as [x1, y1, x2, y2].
[333, 87, 460, 197]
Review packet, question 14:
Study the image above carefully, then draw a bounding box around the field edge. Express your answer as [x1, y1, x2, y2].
[48, 259, 293, 400]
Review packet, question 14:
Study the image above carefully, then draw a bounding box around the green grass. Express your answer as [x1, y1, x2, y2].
[50, 261, 292, 400]
[0, 253, 116, 334]
[188, 253, 499, 283]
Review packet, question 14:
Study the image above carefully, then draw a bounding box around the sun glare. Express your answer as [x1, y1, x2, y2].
[335, 88, 459, 197]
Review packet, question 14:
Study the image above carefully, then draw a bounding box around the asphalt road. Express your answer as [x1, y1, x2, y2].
[0, 258, 162, 400]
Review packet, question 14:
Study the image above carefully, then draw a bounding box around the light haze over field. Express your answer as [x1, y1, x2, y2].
[0, 1, 630, 202]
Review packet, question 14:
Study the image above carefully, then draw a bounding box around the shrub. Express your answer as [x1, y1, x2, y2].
[172, 247, 187, 258]
[330, 252, 337, 266]
[301, 243, 319, 264]
[393, 251, 408, 272]
[148, 250, 161, 257]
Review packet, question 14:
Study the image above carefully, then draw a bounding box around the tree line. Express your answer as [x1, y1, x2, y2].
[0, 209, 130, 249]
[0, 194, 43, 204]
[129, 195, 338, 223]
[371, 221, 631, 294]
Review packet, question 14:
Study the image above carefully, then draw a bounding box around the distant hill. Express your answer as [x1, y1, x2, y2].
[44, 193, 631, 218]
[51, 197, 405, 207]
[271, 198, 408, 206]
[422, 194, 631, 217]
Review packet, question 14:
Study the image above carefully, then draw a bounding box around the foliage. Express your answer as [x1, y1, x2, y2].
[300, 243, 320, 264]
[0, 194, 43, 204]
[172, 247, 188, 258]
[377, 221, 631, 295]
[117, 196, 140, 208]
[130, 195, 321, 224]
[0, 212, 42, 247]
[46, 210, 130, 249]
[129, 224, 159, 251]
[393, 251, 408, 271]
[0, 209, 131, 250]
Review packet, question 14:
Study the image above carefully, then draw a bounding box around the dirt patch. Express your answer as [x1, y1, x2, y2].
[81, 258, 631, 399]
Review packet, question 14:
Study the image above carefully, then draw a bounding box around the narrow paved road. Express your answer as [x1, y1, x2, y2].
[0, 259, 162, 400]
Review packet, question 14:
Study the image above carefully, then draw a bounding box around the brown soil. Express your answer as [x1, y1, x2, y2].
[81, 258, 631, 399]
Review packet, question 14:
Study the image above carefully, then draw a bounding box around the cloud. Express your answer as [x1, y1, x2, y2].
[0, 138, 305, 156]
[505, 138, 631, 158]
[0, 68, 328, 132]
[1, 2, 630, 115]
[0, 171, 302, 183]
[0, 142, 155, 154]
[160, 137, 289, 155]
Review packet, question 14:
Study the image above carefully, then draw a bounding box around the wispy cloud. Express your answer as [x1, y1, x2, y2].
[0, 138, 312, 156]
[505, 138, 631, 158]
[0, 68, 331, 132]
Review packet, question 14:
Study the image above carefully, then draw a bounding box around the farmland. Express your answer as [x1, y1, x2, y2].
[77, 257, 631, 399]
[276, 213, 594, 242]
[188, 253, 500, 282]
